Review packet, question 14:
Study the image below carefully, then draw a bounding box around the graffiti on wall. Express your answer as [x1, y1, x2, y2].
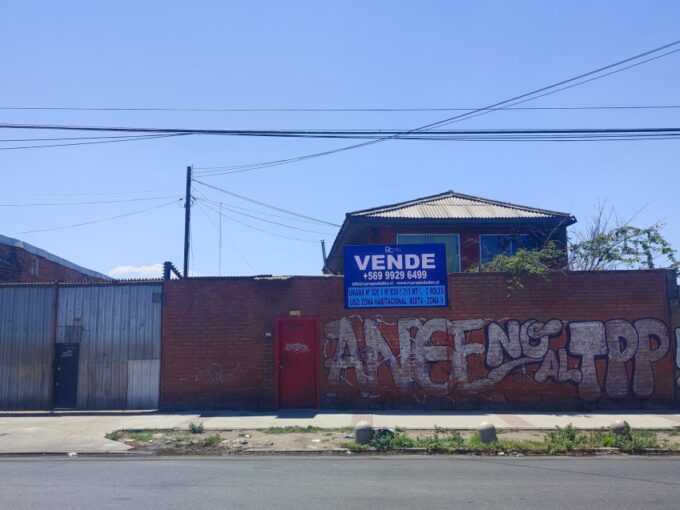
[323, 316, 672, 403]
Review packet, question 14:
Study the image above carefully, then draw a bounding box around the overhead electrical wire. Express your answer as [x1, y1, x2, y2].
[2, 105, 680, 113]
[11, 198, 182, 235]
[0, 133, 190, 151]
[193, 189, 335, 235]
[195, 196, 335, 235]
[200, 200, 321, 244]
[192, 38, 680, 174]
[434, 47, 680, 129]
[0, 189, 179, 197]
[195, 202, 258, 273]
[192, 180, 341, 227]
[196, 194, 338, 226]
[0, 134, 186, 143]
[0, 195, 177, 207]
[4, 124, 680, 138]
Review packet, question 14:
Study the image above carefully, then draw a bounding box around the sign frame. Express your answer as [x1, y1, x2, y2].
[343, 243, 450, 309]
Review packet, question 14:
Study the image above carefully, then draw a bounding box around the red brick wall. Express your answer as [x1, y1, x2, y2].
[0, 244, 103, 282]
[161, 270, 677, 410]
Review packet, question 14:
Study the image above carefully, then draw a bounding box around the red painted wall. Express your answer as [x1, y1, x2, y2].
[0, 244, 104, 282]
[161, 270, 678, 410]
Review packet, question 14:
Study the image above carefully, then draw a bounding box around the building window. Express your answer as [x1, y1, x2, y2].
[396, 234, 460, 273]
[480, 234, 534, 264]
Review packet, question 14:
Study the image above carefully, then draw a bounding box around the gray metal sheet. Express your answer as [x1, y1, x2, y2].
[58, 284, 162, 410]
[127, 359, 160, 409]
[350, 191, 573, 220]
[0, 286, 53, 410]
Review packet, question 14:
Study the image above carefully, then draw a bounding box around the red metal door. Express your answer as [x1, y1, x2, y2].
[277, 318, 318, 408]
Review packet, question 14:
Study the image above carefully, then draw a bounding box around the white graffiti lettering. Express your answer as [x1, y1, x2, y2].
[323, 316, 671, 403]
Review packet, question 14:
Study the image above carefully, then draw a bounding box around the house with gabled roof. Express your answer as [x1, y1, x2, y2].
[323, 190, 577, 274]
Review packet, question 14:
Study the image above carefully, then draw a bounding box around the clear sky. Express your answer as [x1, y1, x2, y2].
[2, 1, 679, 278]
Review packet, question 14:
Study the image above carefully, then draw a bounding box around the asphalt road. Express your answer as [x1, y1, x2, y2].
[1, 456, 679, 510]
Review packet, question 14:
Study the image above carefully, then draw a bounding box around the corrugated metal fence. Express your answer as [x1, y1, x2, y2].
[0, 283, 162, 410]
[0, 286, 54, 409]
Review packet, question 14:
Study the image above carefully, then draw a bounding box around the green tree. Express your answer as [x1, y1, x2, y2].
[471, 204, 678, 292]
[568, 204, 678, 271]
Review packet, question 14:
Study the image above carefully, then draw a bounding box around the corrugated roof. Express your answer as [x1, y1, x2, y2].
[350, 190, 572, 220]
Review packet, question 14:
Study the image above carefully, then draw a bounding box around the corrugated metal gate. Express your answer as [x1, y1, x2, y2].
[0, 283, 162, 410]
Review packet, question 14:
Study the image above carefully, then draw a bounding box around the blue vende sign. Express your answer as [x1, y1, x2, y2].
[343, 244, 449, 309]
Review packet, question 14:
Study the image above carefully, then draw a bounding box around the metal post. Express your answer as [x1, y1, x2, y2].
[320, 239, 327, 266]
[183, 166, 192, 278]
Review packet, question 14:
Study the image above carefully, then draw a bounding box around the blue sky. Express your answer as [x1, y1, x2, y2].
[1, 1, 679, 277]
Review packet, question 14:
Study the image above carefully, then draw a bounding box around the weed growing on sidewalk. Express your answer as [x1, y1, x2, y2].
[343, 422, 664, 455]
[188, 423, 205, 434]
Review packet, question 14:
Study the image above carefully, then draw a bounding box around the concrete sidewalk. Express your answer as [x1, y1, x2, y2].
[1, 409, 680, 454]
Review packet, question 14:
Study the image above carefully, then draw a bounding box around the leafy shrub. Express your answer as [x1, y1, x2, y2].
[602, 422, 660, 453]
[200, 434, 223, 448]
[188, 422, 204, 434]
[544, 424, 584, 454]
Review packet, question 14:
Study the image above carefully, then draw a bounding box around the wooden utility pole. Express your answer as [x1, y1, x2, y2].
[183, 165, 192, 278]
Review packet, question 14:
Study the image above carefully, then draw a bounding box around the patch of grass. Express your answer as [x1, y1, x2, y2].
[200, 434, 223, 448]
[341, 441, 369, 451]
[668, 426, 680, 437]
[263, 425, 324, 434]
[106, 429, 154, 442]
[188, 422, 204, 434]
[588, 422, 660, 453]
[343, 422, 662, 455]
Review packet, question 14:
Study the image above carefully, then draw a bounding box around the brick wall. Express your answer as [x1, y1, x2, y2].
[161, 270, 678, 410]
[0, 244, 104, 282]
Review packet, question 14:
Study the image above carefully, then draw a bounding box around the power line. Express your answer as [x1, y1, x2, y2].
[195, 196, 334, 235]
[1, 41, 678, 157]
[2, 105, 680, 113]
[435, 47, 680, 129]
[195, 202, 258, 273]
[11, 198, 182, 235]
[196, 193, 336, 226]
[0, 133, 191, 151]
[200, 201, 321, 244]
[0, 134, 186, 142]
[0, 195, 177, 207]
[192, 39, 680, 174]
[5, 124, 680, 138]
[193, 180, 341, 227]
[0, 189, 179, 198]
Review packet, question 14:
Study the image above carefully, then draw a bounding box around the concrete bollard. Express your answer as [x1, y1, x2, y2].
[610, 420, 627, 435]
[477, 421, 497, 444]
[354, 420, 374, 445]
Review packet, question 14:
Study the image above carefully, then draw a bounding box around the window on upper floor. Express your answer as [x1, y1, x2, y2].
[396, 233, 460, 273]
[479, 234, 536, 264]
